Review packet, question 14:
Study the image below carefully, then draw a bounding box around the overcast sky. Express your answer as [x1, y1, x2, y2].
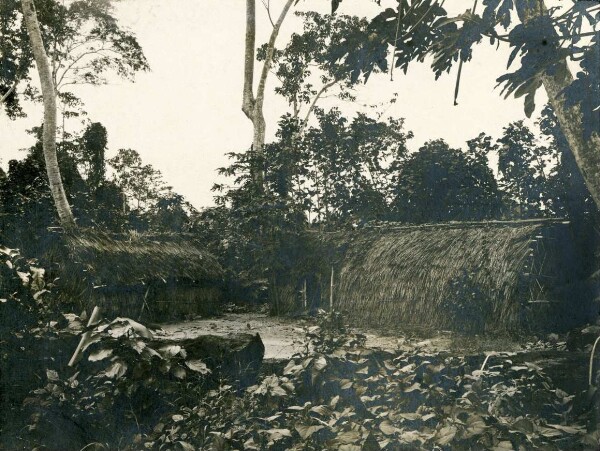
[1, 0, 545, 208]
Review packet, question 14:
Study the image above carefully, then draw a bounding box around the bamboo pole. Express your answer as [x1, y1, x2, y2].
[68, 306, 102, 367]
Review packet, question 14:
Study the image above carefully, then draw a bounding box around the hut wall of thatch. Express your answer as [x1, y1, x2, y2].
[296, 220, 592, 333]
[43, 230, 224, 320]
[90, 282, 222, 321]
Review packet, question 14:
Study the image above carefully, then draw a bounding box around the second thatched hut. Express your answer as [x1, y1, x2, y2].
[289, 219, 593, 334]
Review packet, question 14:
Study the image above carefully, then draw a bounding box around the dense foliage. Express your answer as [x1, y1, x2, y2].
[1, 1, 598, 450]
[2, 261, 597, 451]
[328, 0, 600, 129]
[148, 312, 596, 450]
[0, 123, 196, 250]
[207, 100, 597, 306]
[0, 245, 76, 448]
[392, 139, 503, 223]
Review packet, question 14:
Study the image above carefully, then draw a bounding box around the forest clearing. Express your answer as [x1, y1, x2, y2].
[2, 0, 600, 449]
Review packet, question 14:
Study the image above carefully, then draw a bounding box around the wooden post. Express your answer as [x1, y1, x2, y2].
[68, 306, 102, 367]
[273, 278, 279, 315]
[330, 266, 334, 311]
[302, 279, 307, 310]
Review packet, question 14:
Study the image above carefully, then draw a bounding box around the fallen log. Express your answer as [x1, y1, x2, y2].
[151, 332, 265, 386]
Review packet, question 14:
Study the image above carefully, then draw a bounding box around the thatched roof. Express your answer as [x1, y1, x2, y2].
[330, 219, 581, 333]
[55, 230, 224, 287]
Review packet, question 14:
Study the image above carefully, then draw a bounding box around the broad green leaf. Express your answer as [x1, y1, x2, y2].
[159, 345, 183, 358]
[310, 405, 331, 417]
[493, 441, 514, 450]
[172, 366, 186, 380]
[379, 420, 398, 436]
[399, 430, 422, 443]
[335, 430, 361, 444]
[88, 348, 113, 362]
[46, 369, 59, 382]
[398, 413, 422, 421]
[264, 428, 291, 440]
[104, 360, 127, 379]
[186, 359, 211, 375]
[547, 423, 585, 434]
[296, 424, 325, 440]
[435, 425, 457, 445]
[176, 441, 195, 451]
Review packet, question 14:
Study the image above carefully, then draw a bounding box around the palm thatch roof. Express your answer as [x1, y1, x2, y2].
[49, 230, 224, 287]
[329, 219, 583, 333]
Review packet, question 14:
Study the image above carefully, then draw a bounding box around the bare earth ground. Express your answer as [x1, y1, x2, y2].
[158, 313, 306, 360]
[158, 313, 527, 360]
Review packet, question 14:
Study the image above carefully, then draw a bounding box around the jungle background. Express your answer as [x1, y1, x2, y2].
[2, 0, 600, 449]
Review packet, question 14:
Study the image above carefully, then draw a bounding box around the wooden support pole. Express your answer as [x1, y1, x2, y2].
[302, 279, 307, 310]
[68, 306, 102, 367]
[330, 266, 334, 311]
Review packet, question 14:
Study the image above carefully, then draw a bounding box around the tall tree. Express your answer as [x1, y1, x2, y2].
[429, 0, 600, 209]
[2, 0, 149, 118]
[515, 1, 600, 211]
[78, 122, 107, 191]
[392, 139, 503, 223]
[537, 105, 596, 220]
[496, 121, 551, 218]
[263, 12, 388, 133]
[242, 0, 295, 188]
[20, 0, 75, 229]
[7, 0, 148, 229]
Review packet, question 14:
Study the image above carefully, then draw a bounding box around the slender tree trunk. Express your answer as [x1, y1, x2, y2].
[242, 0, 295, 189]
[299, 78, 339, 134]
[21, 0, 76, 229]
[517, 1, 600, 209]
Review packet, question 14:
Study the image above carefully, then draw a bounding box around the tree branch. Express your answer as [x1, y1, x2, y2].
[255, 0, 295, 116]
[300, 78, 339, 133]
[0, 82, 17, 105]
[261, 0, 275, 27]
[55, 49, 103, 87]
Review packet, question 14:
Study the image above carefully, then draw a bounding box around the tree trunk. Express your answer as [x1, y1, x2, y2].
[21, 0, 76, 229]
[517, 1, 600, 210]
[242, 0, 295, 189]
[540, 67, 600, 209]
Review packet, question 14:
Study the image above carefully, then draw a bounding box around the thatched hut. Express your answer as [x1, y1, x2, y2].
[299, 219, 593, 334]
[44, 230, 224, 320]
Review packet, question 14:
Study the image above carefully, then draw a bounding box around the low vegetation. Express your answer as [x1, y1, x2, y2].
[1, 247, 597, 450]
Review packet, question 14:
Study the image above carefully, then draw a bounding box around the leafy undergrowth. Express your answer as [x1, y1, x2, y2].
[0, 245, 82, 447]
[145, 312, 599, 451]
[1, 242, 598, 451]
[21, 316, 216, 450]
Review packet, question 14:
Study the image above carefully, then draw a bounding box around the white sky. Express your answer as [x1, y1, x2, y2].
[1, 0, 546, 208]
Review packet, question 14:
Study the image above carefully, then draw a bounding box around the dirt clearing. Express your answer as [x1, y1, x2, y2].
[158, 313, 532, 360]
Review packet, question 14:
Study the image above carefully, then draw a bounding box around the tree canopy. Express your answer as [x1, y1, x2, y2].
[1, 0, 148, 118]
[392, 139, 503, 223]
